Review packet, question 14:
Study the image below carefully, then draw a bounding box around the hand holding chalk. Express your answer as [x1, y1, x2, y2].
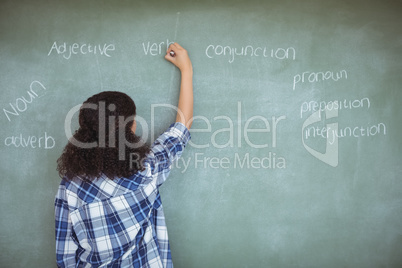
[165, 43, 192, 73]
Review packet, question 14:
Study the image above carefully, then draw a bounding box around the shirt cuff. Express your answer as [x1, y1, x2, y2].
[168, 122, 191, 146]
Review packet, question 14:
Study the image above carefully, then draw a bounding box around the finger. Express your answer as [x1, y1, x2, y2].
[164, 53, 175, 63]
[165, 47, 176, 58]
[173, 42, 183, 49]
[167, 42, 178, 52]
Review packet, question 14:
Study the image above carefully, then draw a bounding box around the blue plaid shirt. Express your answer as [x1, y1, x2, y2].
[55, 122, 190, 267]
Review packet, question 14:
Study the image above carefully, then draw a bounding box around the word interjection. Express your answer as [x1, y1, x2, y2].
[304, 122, 386, 143]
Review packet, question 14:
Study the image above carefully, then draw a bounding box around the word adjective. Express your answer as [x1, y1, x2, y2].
[3, 81, 46, 122]
[304, 122, 386, 144]
[205, 44, 296, 63]
[142, 39, 174, 56]
[48, 42, 115, 60]
[4, 132, 55, 149]
[300, 97, 370, 118]
[293, 69, 347, 90]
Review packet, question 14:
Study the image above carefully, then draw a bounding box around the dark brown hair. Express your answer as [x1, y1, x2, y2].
[57, 91, 150, 181]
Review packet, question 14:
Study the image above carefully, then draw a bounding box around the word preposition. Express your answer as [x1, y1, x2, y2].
[300, 97, 370, 118]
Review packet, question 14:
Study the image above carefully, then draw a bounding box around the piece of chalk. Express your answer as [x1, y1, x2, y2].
[170, 50, 175, 57]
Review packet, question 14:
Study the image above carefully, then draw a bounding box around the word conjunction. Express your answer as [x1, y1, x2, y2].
[205, 44, 296, 63]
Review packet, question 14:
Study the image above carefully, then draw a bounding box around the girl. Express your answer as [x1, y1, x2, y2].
[55, 43, 193, 267]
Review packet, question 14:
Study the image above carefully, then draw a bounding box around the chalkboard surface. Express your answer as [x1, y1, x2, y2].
[1, 0, 402, 267]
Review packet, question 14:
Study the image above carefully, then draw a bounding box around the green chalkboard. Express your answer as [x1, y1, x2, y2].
[1, 0, 402, 267]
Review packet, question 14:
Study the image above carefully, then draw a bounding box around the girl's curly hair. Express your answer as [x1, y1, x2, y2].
[57, 91, 150, 181]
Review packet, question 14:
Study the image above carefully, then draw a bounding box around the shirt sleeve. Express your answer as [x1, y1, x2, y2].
[55, 183, 79, 268]
[146, 122, 191, 187]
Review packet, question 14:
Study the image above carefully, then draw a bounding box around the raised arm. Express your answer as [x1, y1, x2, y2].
[165, 43, 193, 129]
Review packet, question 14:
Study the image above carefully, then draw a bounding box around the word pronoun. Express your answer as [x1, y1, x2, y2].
[3, 81, 46, 122]
[293, 69, 347, 90]
[205, 44, 296, 63]
[48, 41, 115, 60]
[4, 132, 55, 149]
[142, 39, 174, 56]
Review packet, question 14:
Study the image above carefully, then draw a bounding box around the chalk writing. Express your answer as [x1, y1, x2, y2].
[293, 69, 347, 90]
[4, 132, 55, 149]
[205, 44, 296, 63]
[300, 97, 370, 118]
[304, 122, 386, 144]
[301, 108, 339, 167]
[47, 42, 115, 60]
[142, 39, 174, 56]
[3, 81, 46, 122]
